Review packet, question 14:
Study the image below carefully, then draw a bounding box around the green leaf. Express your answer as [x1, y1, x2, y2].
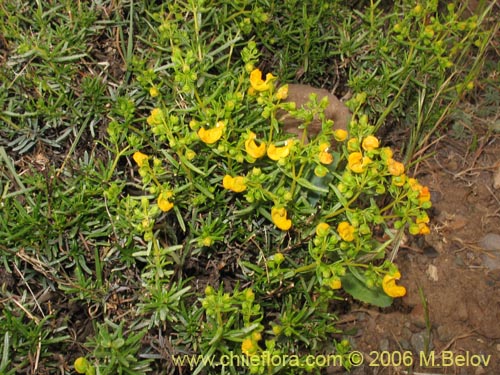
[296, 177, 329, 193]
[307, 153, 340, 206]
[341, 272, 393, 308]
[179, 154, 207, 176]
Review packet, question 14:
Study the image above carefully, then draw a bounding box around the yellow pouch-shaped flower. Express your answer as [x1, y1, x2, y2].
[347, 152, 371, 173]
[249, 69, 275, 92]
[222, 175, 247, 193]
[387, 158, 405, 176]
[198, 121, 225, 144]
[267, 140, 293, 161]
[244, 132, 266, 159]
[132, 151, 149, 167]
[318, 143, 333, 165]
[337, 221, 355, 242]
[382, 271, 406, 298]
[333, 129, 348, 142]
[362, 135, 379, 151]
[158, 190, 174, 212]
[271, 206, 292, 231]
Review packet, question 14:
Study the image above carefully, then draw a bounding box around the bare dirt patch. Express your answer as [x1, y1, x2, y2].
[336, 123, 500, 374]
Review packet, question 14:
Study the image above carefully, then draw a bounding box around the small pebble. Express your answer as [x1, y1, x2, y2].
[493, 165, 500, 189]
[486, 270, 500, 284]
[448, 216, 467, 230]
[410, 330, 433, 353]
[479, 233, 500, 251]
[479, 233, 500, 270]
[437, 325, 455, 342]
[456, 302, 469, 321]
[482, 253, 500, 270]
[379, 338, 389, 351]
[426, 264, 438, 281]
[423, 245, 439, 258]
[409, 304, 427, 330]
[399, 339, 411, 350]
[455, 255, 465, 266]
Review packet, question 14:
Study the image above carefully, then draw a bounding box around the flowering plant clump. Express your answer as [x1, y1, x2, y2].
[107, 5, 433, 373]
[120, 51, 431, 370]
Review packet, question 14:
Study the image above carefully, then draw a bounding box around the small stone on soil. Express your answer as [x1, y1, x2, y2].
[426, 264, 439, 281]
[409, 304, 427, 330]
[436, 324, 456, 342]
[493, 165, 500, 189]
[423, 245, 439, 258]
[479, 233, 500, 270]
[410, 330, 433, 353]
[379, 338, 389, 351]
[479, 233, 500, 251]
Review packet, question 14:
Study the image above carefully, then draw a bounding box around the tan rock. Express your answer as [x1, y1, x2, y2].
[278, 84, 351, 142]
[493, 164, 500, 190]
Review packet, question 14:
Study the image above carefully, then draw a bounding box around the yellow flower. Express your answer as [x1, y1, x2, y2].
[132, 151, 149, 167]
[318, 143, 333, 165]
[382, 271, 406, 298]
[362, 135, 379, 151]
[242, 338, 258, 356]
[272, 324, 282, 336]
[147, 108, 164, 126]
[416, 213, 429, 224]
[222, 175, 247, 193]
[315, 222, 330, 237]
[424, 25, 435, 39]
[408, 178, 420, 190]
[337, 221, 355, 242]
[189, 119, 198, 130]
[198, 121, 225, 144]
[414, 213, 431, 234]
[328, 278, 342, 290]
[185, 149, 196, 160]
[276, 84, 289, 100]
[249, 69, 275, 92]
[158, 191, 174, 212]
[272, 252, 285, 265]
[387, 158, 405, 176]
[244, 132, 266, 159]
[333, 129, 348, 142]
[418, 223, 430, 235]
[418, 186, 431, 204]
[244, 288, 255, 302]
[271, 206, 292, 231]
[267, 140, 293, 161]
[149, 86, 159, 98]
[202, 236, 214, 247]
[74, 357, 91, 374]
[347, 152, 371, 173]
[409, 179, 431, 204]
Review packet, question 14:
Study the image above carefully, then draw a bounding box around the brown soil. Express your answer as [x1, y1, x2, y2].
[334, 124, 500, 374]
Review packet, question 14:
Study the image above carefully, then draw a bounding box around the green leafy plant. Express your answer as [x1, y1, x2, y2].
[81, 320, 151, 375]
[106, 2, 433, 372]
[0, 1, 496, 374]
[0, 0, 110, 154]
[341, 0, 496, 160]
